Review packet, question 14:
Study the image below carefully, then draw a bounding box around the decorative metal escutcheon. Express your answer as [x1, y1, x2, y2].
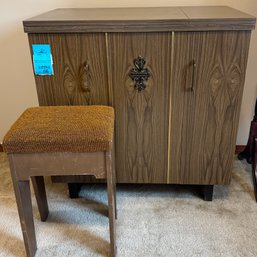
[129, 56, 150, 92]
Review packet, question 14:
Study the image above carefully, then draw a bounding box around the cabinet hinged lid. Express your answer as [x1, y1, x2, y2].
[23, 6, 256, 33]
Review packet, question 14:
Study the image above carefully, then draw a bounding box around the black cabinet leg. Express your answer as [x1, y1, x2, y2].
[68, 183, 82, 198]
[238, 98, 257, 164]
[202, 185, 214, 201]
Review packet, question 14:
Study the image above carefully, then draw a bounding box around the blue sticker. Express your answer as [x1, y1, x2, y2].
[32, 44, 54, 75]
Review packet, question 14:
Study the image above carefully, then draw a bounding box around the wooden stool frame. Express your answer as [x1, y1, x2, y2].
[8, 151, 116, 257]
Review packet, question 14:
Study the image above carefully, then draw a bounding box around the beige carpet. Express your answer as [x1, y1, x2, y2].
[1, 153, 257, 257]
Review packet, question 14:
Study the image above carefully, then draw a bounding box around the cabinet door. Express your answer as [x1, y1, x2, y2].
[108, 33, 171, 183]
[169, 31, 251, 184]
[28, 33, 109, 106]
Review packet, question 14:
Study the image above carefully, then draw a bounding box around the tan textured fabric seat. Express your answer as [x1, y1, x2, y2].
[3, 105, 114, 154]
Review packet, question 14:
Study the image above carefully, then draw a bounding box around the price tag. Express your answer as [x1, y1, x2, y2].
[32, 44, 54, 75]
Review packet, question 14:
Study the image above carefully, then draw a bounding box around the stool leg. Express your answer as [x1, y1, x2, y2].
[31, 176, 49, 221]
[112, 151, 117, 219]
[252, 137, 257, 202]
[113, 171, 117, 220]
[106, 151, 116, 257]
[11, 180, 37, 256]
[9, 155, 37, 257]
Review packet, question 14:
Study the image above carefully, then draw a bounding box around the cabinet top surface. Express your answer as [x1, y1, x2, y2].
[23, 6, 256, 33]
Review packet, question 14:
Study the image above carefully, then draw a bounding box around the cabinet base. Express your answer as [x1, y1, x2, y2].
[68, 183, 82, 198]
[67, 183, 215, 201]
[202, 185, 214, 201]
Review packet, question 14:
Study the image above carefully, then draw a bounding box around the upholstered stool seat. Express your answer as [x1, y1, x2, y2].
[3, 105, 117, 257]
[3, 106, 114, 153]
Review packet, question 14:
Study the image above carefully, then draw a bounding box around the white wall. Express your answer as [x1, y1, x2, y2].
[0, 0, 256, 144]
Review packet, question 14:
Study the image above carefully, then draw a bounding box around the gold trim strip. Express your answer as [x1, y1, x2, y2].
[105, 33, 113, 106]
[167, 31, 175, 184]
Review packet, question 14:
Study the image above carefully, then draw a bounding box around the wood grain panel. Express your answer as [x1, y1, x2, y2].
[23, 7, 255, 33]
[169, 31, 251, 185]
[108, 33, 171, 183]
[28, 33, 109, 106]
[28, 33, 109, 185]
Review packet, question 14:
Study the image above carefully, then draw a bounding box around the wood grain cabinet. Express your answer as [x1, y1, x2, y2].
[108, 33, 171, 183]
[24, 6, 256, 199]
[170, 31, 251, 185]
[29, 33, 109, 106]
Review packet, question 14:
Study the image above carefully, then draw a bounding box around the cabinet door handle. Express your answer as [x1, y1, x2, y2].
[80, 61, 90, 92]
[191, 59, 197, 92]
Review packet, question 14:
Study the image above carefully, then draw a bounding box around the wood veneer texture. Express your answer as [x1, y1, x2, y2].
[28, 33, 109, 106]
[23, 6, 255, 33]
[169, 31, 251, 184]
[22, 6, 255, 189]
[107, 32, 170, 183]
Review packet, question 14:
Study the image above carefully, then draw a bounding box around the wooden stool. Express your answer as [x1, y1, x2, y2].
[3, 106, 117, 257]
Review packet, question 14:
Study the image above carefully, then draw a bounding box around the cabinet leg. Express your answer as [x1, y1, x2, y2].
[202, 185, 214, 201]
[68, 183, 81, 198]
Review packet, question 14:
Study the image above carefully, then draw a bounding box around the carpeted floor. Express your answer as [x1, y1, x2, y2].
[0, 152, 257, 257]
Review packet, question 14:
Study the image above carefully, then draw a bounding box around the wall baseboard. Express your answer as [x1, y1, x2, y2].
[0, 143, 246, 154]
